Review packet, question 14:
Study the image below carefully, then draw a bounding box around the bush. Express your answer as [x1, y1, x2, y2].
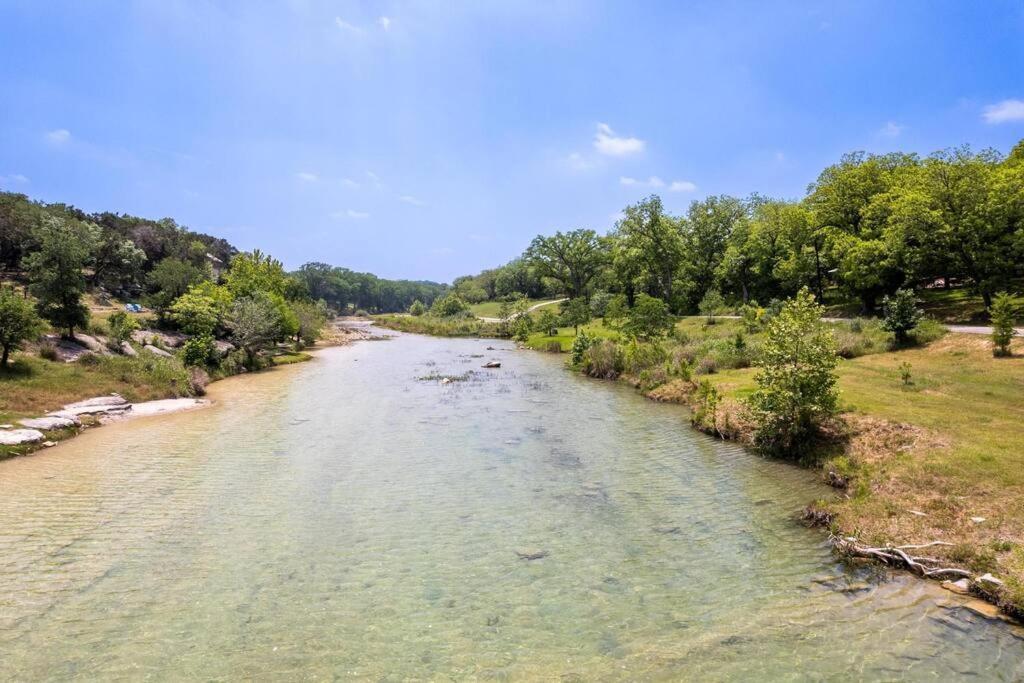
[543, 340, 562, 353]
[694, 356, 718, 375]
[746, 288, 839, 458]
[590, 291, 613, 317]
[990, 292, 1017, 357]
[430, 293, 470, 318]
[0, 286, 46, 367]
[582, 340, 624, 379]
[622, 340, 668, 376]
[408, 300, 426, 316]
[182, 335, 217, 368]
[570, 331, 593, 365]
[534, 309, 559, 336]
[699, 289, 726, 324]
[106, 311, 140, 348]
[739, 302, 763, 333]
[881, 288, 922, 346]
[622, 294, 673, 339]
[38, 342, 58, 361]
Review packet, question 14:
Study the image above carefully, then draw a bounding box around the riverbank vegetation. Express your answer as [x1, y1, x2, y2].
[0, 190, 447, 457]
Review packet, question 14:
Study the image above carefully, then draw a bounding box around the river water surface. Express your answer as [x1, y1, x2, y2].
[1, 331, 1022, 680]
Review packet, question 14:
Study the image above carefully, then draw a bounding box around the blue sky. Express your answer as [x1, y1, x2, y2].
[1, 1, 1023, 282]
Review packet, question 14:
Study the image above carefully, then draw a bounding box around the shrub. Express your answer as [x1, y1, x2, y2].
[430, 293, 470, 318]
[38, 342, 59, 361]
[990, 292, 1017, 357]
[622, 340, 668, 376]
[535, 309, 559, 336]
[881, 288, 922, 346]
[582, 340, 624, 379]
[408, 300, 426, 316]
[570, 331, 593, 365]
[622, 293, 673, 339]
[182, 335, 217, 368]
[692, 379, 721, 431]
[106, 311, 140, 347]
[745, 288, 839, 458]
[0, 286, 46, 367]
[560, 297, 591, 334]
[694, 356, 718, 375]
[589, 291, 613, 317]
[699, 289, 726, 324]
[739, 302, 763, 333]
[543, 340, 562, 353]
[899, 361, 913, 386]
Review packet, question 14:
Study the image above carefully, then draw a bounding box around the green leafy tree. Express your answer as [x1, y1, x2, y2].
[570, 330, 593, 365]
[525, 229, 606, 299]
[602, 293, 630, 330]
[746, 288, 839, 456]
[613, 195, 684, 304]
[227, 294, 281, 367]
[880, 288, 922, 345]
[430, 293, 469, 317]
[698, 289, 725, 324]
[292, 299, 328, 345]
[408, 300, 426, 316]
[990, 292, 1017, 357]
[170, 283, 232, 337]
[0, 286, 45, 367]
[560, 297, 591, 335]
[681, 195, 747, 307]
[622, 294, 673, 340]
[23, 216, 91, 337]
[146, 257, 209, 318]
[182, 335, 217, 368]
[535, 308, 559, 336]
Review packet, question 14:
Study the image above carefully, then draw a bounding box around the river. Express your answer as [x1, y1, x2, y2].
[1, 330, 1021, 680]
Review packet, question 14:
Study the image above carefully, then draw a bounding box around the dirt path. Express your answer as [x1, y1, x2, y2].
[478, 298, 568, 323]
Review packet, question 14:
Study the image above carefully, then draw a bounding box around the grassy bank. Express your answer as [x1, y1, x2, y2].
[374, 313, 502, 337]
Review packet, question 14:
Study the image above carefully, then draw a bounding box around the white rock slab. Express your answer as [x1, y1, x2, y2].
[18, 416, 80, 430]
[0, 429, 45, 446]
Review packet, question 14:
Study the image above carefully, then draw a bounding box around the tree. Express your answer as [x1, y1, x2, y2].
[990, 292, 1017, 357]
[560, 297, 591, 335]
[525, 229, 606, 299]
[23, 216, 91, 337]
[621, 294, 673, 340]
[408, 300, 426, 316]
[170, 283, 231, 337]
[746, 288, 839, 456]
[613, 196, 684, 305]
[430, 293, 469, 317]
[681, 195, 747, 307]
[880, 288, 922, 346]
[227, 295, 281, 367]
[292, 300, 328, 345]
[146, 257, 208, 318]
[224, 250, 289, 300]
[0, 286, 45, 367]
[534, 308, 559, 336]
[88, 227, 146, 292]
[603, 294, 630, 330]
[698, 289, 725, 324]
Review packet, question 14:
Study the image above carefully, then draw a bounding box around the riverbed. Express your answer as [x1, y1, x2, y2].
[0, 331, 1021, 680]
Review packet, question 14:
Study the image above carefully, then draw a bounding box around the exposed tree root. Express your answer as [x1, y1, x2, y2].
[831, 535, 973, 579]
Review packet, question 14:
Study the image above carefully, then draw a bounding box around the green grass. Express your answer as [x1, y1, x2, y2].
[468, 298, 560, 319]
[271, 351, 313, 365]
[374, 313, 502, 337]
[523, 319, 619, 351]
[917, 286, 1024, 325]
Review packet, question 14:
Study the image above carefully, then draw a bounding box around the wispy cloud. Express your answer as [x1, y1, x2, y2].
[594, 123, 645, 157]
[296, 171, 319, 182]
[45, 129, 71, 146]
[879, 121, 905, 137]
[334, 17, 362, 33]
[669, 180, 697, 193]
[982, 99, 1024, 124]
[620, 175, 664, 188]
[399, 195, 425, 206]
[565, 152, 595, 171]
[377, 16, 391, 31]
[332, 209, 370, 219]
[0, 173, 29, 185]
[340, 177, 360, 188]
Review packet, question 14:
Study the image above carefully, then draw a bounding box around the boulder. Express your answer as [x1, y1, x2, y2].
[0, 429, 45, 446]
[941, 578, 971, 595]
[213, 340, 235, 357]
[53, 395, 132, 418]
[73, 333, 110, 355]
[40, 335, 91, 363]
[143, 344, 173, 358]
[120, 341, 138, 357]
[18, 416, 80, 430]
[976, 573, 1004, 590]
[132, 330, 188, 348]
[482, 361, 501, 368]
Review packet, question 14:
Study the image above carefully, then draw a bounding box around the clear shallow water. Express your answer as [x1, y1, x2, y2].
[0, 330, 1021, 681]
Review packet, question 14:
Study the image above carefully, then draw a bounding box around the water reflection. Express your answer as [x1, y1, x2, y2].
[0, 330, 1021, 680]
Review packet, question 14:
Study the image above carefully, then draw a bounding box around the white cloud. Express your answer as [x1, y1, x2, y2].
[366, 170, 380, 182]
[335, 17, 362, 32]
[594, 123, 645, 156]
[880, 121, 905, 137]
[399, 195, 425, 206]
[0, 173, 29, 185]
[377, 16, 391, 30]
[45, 129, 71, 145]
[982, 99, 1024, 124]
[620, 175, 665, 189]
[296, 171, 318, 182]
[340, 177, 360, 188]
[566, 152, 594, 171]
[669, 180, 697, 193]
[332, 209, 369, 219]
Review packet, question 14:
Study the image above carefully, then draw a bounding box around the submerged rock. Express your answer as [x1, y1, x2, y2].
[514, 547, 548, 560]
[482, 361, 501, 368]
[942, 578, 971, 595]
[0, 429, 45, 446]
[652, 524, 681, 535]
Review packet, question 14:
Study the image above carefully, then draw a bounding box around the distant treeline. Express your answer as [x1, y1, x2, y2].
[0, 191, 446, 313]
[450, 139, 1024, 313]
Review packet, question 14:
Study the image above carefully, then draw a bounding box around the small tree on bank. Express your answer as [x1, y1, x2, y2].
[990, 292, 1017, 357]
[227, 294, 281, 368]
[23, 216, 91, 338]
[880, 288, 922, 346]
[746, 287, 839, 457]
[622, 293, 673, 340]
[408, 300, 426, 316]
[560, 297, 591, 335]
[0, 286, 45, 367]
[699, 289, 725, 325]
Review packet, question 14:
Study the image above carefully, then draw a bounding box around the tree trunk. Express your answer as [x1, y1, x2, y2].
[1, 345, 9, 368]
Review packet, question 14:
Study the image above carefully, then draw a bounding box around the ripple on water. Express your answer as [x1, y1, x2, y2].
[0, 333, 1021, 680]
